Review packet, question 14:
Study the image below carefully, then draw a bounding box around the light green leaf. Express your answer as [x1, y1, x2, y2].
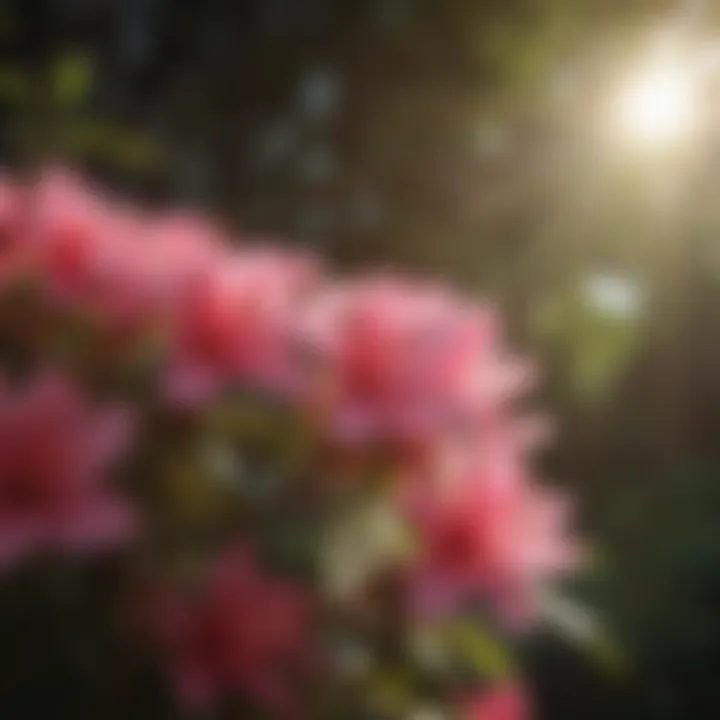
[367, 668, 414, 715]
[537, 589, 628, 677]
[531, 278, 644, 404]
[53, 52, 93, 106]
[449, 620, 514, 679]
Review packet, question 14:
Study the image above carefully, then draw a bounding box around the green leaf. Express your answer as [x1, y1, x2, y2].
[568, 317, 639, 403]
[531, 279, 644, 404]
[449, 620, 514, 679]
[53, 52, 93, 107]
[65, 119, 163, 169]
[366, 667, 415, 715]
[323, 499, 412, 600]
[537, 589, 628, 677]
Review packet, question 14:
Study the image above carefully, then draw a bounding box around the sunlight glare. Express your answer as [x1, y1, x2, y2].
[613, 58, 699, 148]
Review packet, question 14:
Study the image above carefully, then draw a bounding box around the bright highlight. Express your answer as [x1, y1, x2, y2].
[613, 58, 699, 147]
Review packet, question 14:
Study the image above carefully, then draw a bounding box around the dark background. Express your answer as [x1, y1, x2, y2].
[3, 1, 720, 718]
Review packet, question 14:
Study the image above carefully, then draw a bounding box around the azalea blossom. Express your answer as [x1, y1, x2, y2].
[299, 276, 530, 446]
[0, 174, 29, 286]
[0, 369, 135, 566]
[142, 213, 225, 309]
[462, 684, 527, 720]
[407, 454, 577, 622]
[150, 546, 312, 714]
[24, 170, 115, 304]
[23, 171, 162, 337]
[165, 248, 317, 404]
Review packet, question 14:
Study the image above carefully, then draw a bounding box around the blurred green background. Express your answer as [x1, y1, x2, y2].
[3, 1, 720, 717]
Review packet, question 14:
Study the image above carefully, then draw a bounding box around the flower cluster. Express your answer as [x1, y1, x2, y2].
[0, 169, 579, 719]
[0, 369, 133, 566]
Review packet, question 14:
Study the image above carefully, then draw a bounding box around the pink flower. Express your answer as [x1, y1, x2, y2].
[72, 211, 224, 343]
[300, 277, 530, 446]
[0, 369, 135, 566]
[24, 169, 114, 303]
[462, 684, 528, 720]
[142, 213, 225, 309]
[165, 248, 317, 404]
[13, 170, 220, 344]
[23, 171, 157, 333]
[152, 546, 312, 714]
[407, 454, 576, 622]
[0, 175, 29, 286]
